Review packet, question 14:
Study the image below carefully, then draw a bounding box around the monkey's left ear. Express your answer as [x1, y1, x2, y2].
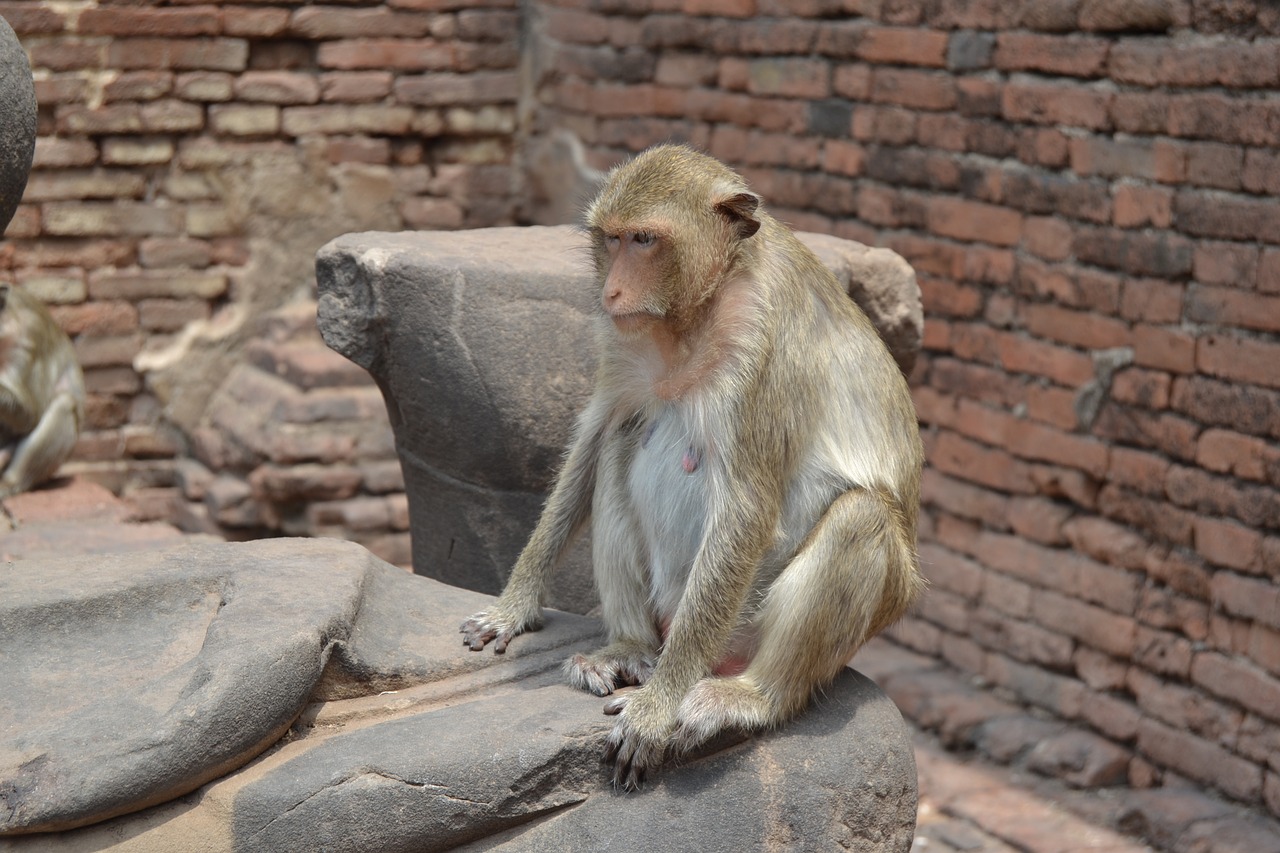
[715, 191, 762, 239]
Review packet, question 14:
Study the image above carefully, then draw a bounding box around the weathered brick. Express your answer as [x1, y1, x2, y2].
[100, 138, 175, 166]
[1197, 332, 1280, 390]
[232, 71, 321, 105]
[1192, 652, 1280, 723]
[49, 301, 139, 336]
[281, 105, 414, 136]
[1137, 717, 1263, 804]
[77, 7, 220, 38]
[88, 269, 227, 301]
[210, 104, 281, 136]
[174, 71, 234, 102]
[995, 33, 1109, 77]
[1197, 428, 1274, 484]
[43, 202, 183, 238]
[394, 71, 519, 106]
[138, 238, 212, 269]
[319, 71, 394, 102]
[1003, 76, 1112, 130]
[858, 26, 949, 66]
[745, 58, 830, 99]
[871, 68, 956, 111]
[222, 8, 290, 38]
[22, 170, 147, 201]
[290, 7, 434, 39]
[317, 39, 455, 71]
[107, 38, 249, 72]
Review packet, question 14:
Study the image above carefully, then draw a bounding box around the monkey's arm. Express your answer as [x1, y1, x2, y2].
[460, 397, 610, 652]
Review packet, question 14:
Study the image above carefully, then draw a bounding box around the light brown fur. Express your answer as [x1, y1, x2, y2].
[0, 284, 84, 499]
[461, 145, 924, 790]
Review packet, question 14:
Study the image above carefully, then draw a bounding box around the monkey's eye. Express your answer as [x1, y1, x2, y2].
[604, 234, 621, 250]
[633, 231, 656, 247]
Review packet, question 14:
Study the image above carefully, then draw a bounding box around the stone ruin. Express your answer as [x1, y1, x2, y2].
[2, 224, 925, 849]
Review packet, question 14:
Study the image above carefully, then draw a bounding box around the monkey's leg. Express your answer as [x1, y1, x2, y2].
[673, 486, 918, 749]
[565, 446, 660, 696]
[0, 392, 79, 498]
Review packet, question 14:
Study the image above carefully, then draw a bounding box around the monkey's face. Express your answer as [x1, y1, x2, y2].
[595, 225, 675, 335]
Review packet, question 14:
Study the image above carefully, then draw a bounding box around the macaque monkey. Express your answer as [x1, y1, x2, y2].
[461, 145, 923, 790]
[0, 283, 85, 499]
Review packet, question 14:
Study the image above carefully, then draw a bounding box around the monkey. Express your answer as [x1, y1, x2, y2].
[461, 145, 923, 790]
[0, 283, 85, 499]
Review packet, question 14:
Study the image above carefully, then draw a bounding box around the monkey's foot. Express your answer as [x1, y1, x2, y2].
[564, 641, 656, 696]
[673, 675, 774, 751]
[602, 691, 673, 792]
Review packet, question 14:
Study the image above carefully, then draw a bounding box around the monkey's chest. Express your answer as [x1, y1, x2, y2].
[626, 411, 711, 612]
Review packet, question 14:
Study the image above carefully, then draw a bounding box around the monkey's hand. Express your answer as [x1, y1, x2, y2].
[602, 686, 678, 791]
[459, 599, 542, 653]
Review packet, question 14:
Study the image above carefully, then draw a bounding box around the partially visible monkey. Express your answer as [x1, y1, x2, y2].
[0, 283, 85, 499]
[462, 145, 923, 790]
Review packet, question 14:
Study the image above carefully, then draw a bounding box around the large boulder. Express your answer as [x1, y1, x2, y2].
[0, 13, 37, 235]
[315, 226, 921, 613]
[2, 537, 918, 850]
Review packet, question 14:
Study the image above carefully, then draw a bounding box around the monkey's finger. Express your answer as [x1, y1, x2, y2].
[493, 631, 512, 654]
[603, 694, 629, 715]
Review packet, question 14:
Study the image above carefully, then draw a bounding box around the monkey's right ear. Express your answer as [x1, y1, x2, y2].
[715, 191, 762, 239]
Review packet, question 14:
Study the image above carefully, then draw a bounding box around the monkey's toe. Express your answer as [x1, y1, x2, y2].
[674, 676, 773, 750]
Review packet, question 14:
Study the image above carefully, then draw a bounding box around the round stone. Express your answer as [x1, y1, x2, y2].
[0, 14, 37, 235]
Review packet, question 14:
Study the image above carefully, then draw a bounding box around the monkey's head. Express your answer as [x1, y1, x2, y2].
[585, 145, 762, 336]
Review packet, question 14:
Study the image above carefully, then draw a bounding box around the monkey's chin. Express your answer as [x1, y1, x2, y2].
[610, 313, 659, 335]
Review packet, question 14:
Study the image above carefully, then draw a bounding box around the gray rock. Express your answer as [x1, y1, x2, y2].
[2, 537, 918, 851]
[0, 537, 603, 835]
[0, 14, 37, 235]
[315, 226, 921, 613]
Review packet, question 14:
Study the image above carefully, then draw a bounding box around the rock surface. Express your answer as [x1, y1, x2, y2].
[0, 13, 37, 235]
[315, 226, 922, 612]
[2, 536, 918, 851]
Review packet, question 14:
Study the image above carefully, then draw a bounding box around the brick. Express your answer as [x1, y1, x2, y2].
[1140, 718, 1263, 804]
[1262, 250, 1280, 294]
[22, 170, 147, 201]
[140, 100, 205, 133]
[1212, 571, 1280, 631]
[926, 197, 1021, 246]
[932, 432, 1036, 494]
[317, 39, 455, 71]
[1118, 279, 1182, 324]
[1192, 652, 1280, 723]
[43, 202, 183, 238]
[1197, 428, 1273, 483]
[107, 38, 249, 72]
[984, 652, 1084, 718]
[1074, 647, 1127, 691]
[77, 7, 220, 37]
[174, 71, 233, 102]
[327, 137, 391, 165]
[1113, 185, 1173, 229]
[1003, 76, 1112, 130]
[139, 238, 212, 269]
[249, 464, 362, 503]
[1197, 333, 1280, 390]
[290, 7, 433, 39]
[994, 32, 1109, 77]
[101, 138, 175, 166]
[744, 58, 830, 99]
[281, 105, 414, 136]
[27, 39, 106, 72]
[1111, 368, 1171, 410]
[88, 270, 227, 301]
[394, 71, 519, 106]
[1196, 515, 1263, 574]
[1169, 92, 1280, 147]
[57, 104, 143, 136]
[1193, 241, 1260, 286]
[870, 68, 956, 111]
[1135, 625, 1193, 678]
[102, 71, 174, 103]
[222, 8, 290, 38]
[232, 71, 321, 105]
[49, 301, 139, 336]
[1064, 516, 1148, 572]
[74, 333, 144, 369]
[857, 27, 949, 67]
[319, 72, 394, 102]
[1033, 588, 1136, 657]
[14, 270, 87, 305]
[1168, 463, 1280, 529]
[0, 2, 66, 34]
[31, 138, 98, 170]
[210, 104, 281, 136]
[1133, 325, 1196, 374]
[997, 334, 1095, 386]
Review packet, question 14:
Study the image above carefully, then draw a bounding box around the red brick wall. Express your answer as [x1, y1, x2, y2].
[1, 0, 521, 561]
[530, 0, 1280, 816]
[3, 0, 1279, 819]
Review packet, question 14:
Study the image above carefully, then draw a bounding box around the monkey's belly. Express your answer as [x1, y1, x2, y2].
[626, 410, 709, 619]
